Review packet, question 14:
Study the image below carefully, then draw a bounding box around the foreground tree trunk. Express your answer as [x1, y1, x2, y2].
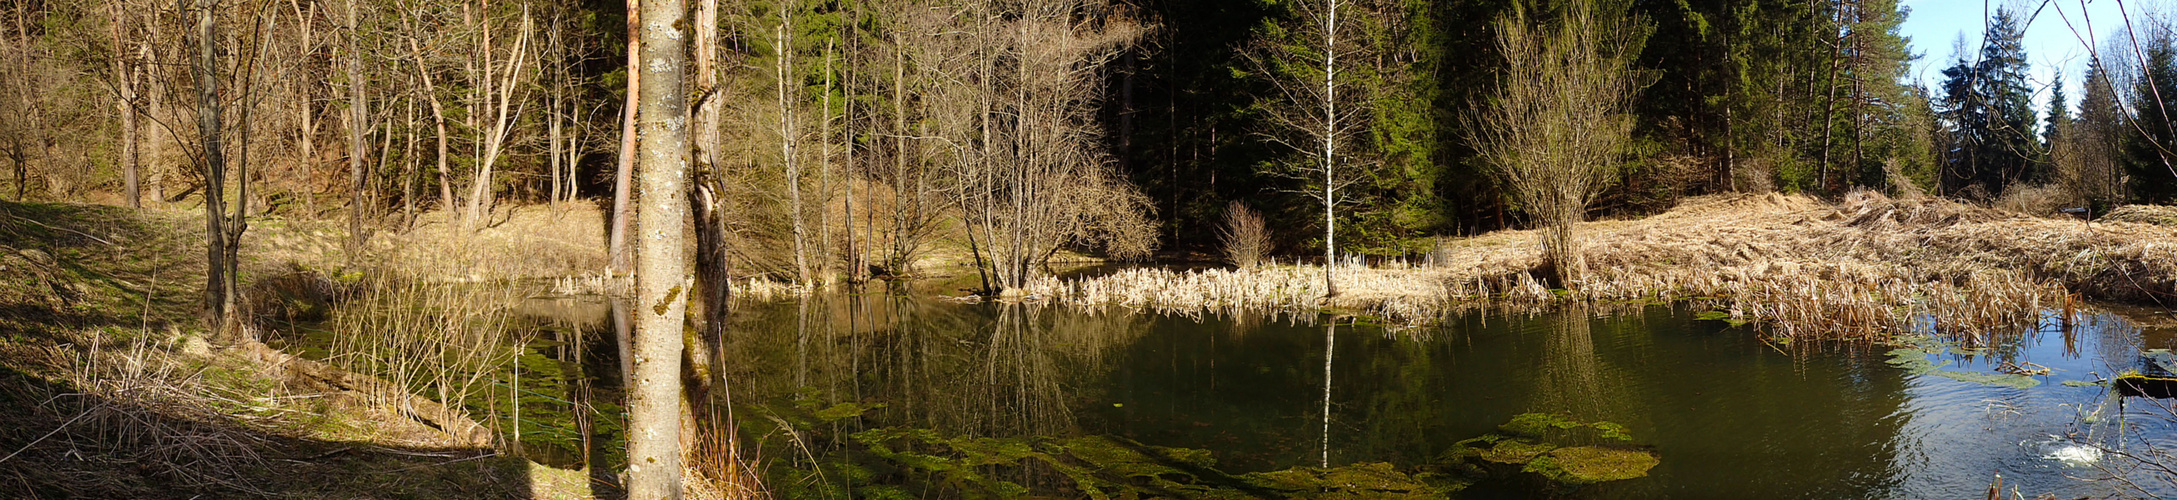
[627, 0, 689, 495]
[197, 0, 232, 335]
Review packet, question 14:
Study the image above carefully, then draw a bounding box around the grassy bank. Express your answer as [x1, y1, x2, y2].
[0, 201, 596, 498]
[1037, 192, 2171, 341]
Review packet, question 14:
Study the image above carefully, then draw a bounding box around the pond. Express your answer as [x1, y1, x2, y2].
[418, 287, 2177, 498]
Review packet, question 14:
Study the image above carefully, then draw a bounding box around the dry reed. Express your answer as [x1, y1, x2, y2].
[323, 271, 532, 448]
[1040, 191, 2177, 342]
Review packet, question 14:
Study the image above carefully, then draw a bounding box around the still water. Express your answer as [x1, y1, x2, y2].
[508, 290, 2177, 498]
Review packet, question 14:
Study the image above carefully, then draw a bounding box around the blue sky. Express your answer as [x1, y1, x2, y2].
[1898, 0, 2153, 115]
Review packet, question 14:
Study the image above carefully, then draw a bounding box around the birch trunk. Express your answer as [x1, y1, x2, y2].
[626, 0, 690, 495]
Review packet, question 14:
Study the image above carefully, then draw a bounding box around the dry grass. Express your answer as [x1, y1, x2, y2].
[1041, 191, 2177, 341]
[248, 202, 611, 283]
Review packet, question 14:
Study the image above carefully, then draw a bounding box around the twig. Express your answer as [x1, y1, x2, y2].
[389, 451, 500, 472]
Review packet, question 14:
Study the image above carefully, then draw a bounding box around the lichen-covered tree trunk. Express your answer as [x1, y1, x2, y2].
[626, 0, 689, 495]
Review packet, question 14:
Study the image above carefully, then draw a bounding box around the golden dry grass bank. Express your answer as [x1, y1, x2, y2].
[248, 202, 612, 283]
[1039, 192, 2177, 341]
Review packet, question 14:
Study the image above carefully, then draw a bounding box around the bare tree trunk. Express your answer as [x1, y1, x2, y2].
[464, 2, 532, 228]
[842, 3, 861, 283]
[294, 1, 317, 216]
[144, 39, 165, 202]
[1320, 0, 1340, 297]
[346, 0, 368, 260]
[778, 18, 810, 285]
[196, 0, 232, 337]
[403, 94, 418, 227]
[405, 34, 455, 217]
[607, 0, 639, 275]
[547, 11, 564, 205]
[113, 0, 140, 209]
[627, 0, 690, 494]
[819, 42, 835, 283]
[1817, 6, 1844, 193]
[549, 78, 563, 204]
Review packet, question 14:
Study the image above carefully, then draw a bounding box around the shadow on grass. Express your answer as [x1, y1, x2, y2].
[0, 364, 548, 499]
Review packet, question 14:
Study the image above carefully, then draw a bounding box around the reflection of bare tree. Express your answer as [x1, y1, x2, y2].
[712, 294, 1150, 442]
[1321, 319, 1336, 467]
[1535, 306, 1611, 423]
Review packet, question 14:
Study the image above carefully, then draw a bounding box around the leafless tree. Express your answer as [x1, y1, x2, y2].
[942, 0, 1155, 294]
[1467, 1, 1646, 286]
[1243, 0, 1372, 296]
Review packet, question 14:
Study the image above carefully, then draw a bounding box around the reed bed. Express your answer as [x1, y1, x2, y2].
[1040, 191, 2171, 342]
[323, 271, 532, 447]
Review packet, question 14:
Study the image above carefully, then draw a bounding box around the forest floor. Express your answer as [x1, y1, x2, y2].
[0, 200, 599, 499]
[1040, 191, 2177, 341]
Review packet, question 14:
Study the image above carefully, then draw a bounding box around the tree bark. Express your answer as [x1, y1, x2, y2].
[464, 3, 531, 228]
[404, 34, 455, 218]
[607, 2, 640, 275]
[195, 0, 232, 337]
[346, 0, 368, 261]
[778, 18, 810, 285]
[113, 0, 140, 209]
[1320, 0, 1340, 297]
[627, 0, 690, 495]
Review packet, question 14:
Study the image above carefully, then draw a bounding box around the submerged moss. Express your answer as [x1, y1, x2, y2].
[1444, 414, 1659, 487]
[1523, 446, 1661, 484]
[1884, 348, 1949, 375]
[1927, 370, 2041, 388]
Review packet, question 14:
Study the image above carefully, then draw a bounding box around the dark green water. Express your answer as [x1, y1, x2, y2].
[485, 290, 2177, 498]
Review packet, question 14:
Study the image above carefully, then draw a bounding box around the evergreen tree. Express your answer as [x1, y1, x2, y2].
[1936, 9, 2040, 198]
[2045, 75, 2069, 148]
[2125, 41, 2177, 202]
[2075, 59, 2126, 204]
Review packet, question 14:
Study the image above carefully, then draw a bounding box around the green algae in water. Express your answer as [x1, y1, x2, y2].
[1498, 413, 1637, 443]
[1927, 370, 2041, 389]
[2062, 380, 2105, 387]
[844, 427, 1466, 499]
[1884, 348, 1949, 375]
[1444, 414, 1658, 487]
[1524, 446, 1662, 485]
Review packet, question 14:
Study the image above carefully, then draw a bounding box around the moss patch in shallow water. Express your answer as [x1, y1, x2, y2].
[1927, 369, 2041, 388]
[1523, 446, 1661, 485]
[1444, 414, 1658, 487]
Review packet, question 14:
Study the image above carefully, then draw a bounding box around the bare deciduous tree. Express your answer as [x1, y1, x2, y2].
[1467, 1, 1646, 286]
[1244, 0, 1371, 296]
[941, 0, 1155, 294]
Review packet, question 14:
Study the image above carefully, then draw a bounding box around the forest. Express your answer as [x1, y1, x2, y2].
[8, 0, 2160, 271]
[13, 0, 2177, 497]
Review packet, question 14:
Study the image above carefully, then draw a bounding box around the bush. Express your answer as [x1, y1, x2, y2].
[1219, 202, 1270, 269]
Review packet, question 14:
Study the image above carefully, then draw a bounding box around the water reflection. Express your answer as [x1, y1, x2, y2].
[491, 287, 2177, 498]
